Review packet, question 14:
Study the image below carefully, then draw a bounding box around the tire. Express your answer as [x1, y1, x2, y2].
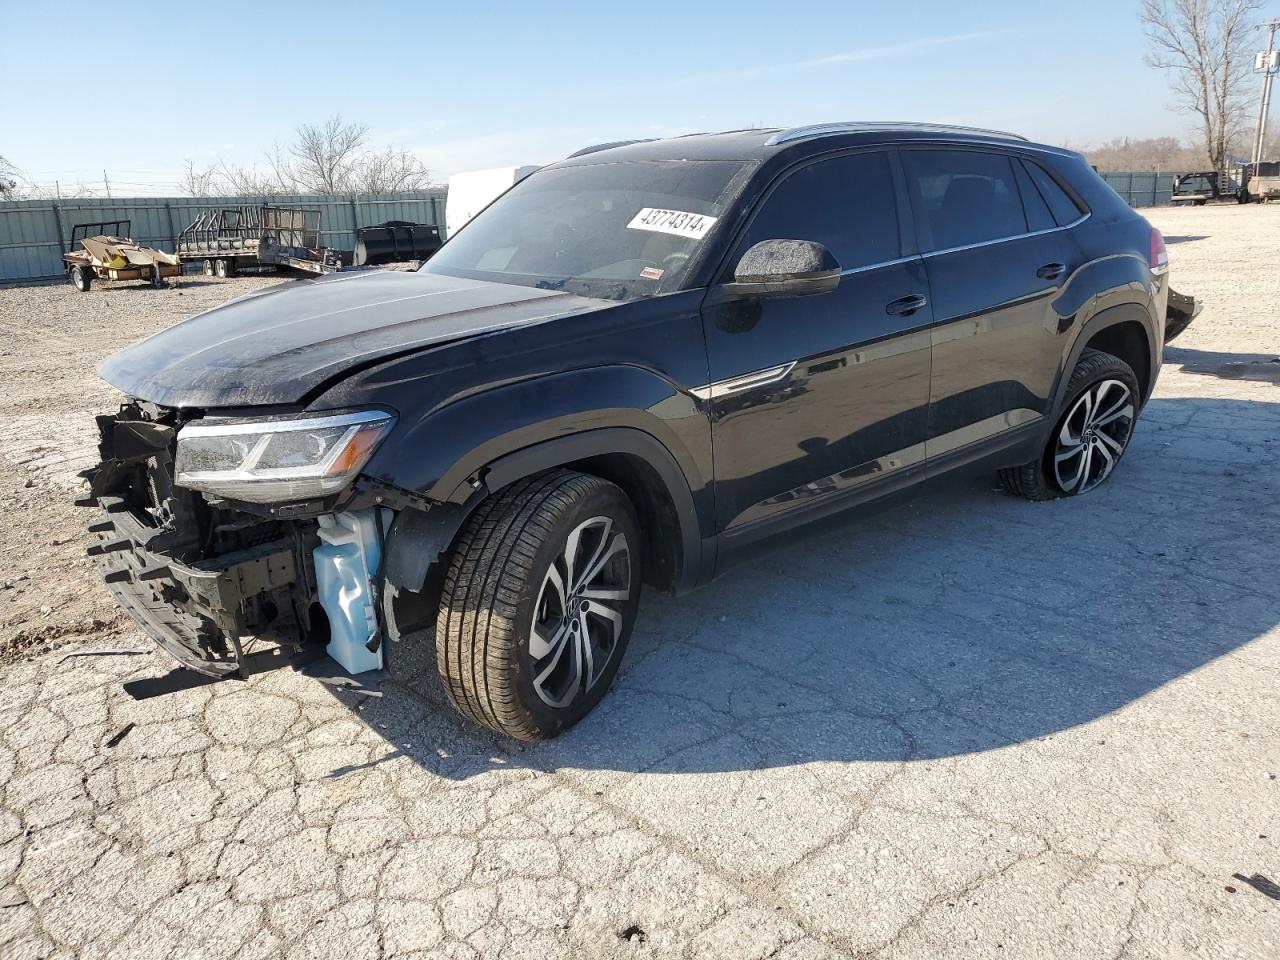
[215, 258, 235, 278]
[436, 470, 643, 740]
[202, 259, 214, 276]
[998, 348, 1140, 501]
[70, 265, 91, 292]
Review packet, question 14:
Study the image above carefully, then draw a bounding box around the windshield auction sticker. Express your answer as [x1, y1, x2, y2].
[626, 208, 717, 240]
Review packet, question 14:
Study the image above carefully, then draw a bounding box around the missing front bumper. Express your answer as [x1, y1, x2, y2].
[85, 494, 307, 677]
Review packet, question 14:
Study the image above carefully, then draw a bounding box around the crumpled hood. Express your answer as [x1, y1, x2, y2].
[98, 270, 605, 408]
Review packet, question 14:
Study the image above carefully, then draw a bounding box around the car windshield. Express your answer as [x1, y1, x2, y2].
[421, 159, 753, 301]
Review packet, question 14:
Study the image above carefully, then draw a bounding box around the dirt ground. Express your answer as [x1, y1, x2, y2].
[0, 206, 1277, 959]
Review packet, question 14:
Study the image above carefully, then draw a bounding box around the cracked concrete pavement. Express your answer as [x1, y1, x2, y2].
[1, 205, 1278, 958]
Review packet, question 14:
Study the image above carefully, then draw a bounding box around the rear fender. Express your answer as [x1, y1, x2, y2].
[1053, 301, 1159, 423]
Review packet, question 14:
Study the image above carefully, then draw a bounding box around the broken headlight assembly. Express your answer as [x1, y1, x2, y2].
[174, 410, 395, 503]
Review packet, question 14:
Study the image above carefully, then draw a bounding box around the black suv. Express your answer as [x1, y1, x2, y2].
[86, 123, 1196, 740]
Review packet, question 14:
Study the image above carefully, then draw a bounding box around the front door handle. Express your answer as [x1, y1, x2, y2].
[1037, 262, 1067, 281]
[885, 294, 928, 317]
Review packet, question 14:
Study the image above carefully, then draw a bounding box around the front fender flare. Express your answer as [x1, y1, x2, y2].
[382, 426, 709, 622]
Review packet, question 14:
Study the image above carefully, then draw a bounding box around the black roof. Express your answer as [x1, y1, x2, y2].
[557, 123, 1076, 168]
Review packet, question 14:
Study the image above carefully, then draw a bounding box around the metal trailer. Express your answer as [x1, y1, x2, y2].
[1240, 161, 1280, 203]
[175, 204, 351, 277]
[62, 220, 182, 292]
[1169, 171, 1231, 205]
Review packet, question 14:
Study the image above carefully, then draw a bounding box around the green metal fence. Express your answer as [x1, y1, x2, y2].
[1098, 172, 1176, 208]
[0, 190, 447, 284]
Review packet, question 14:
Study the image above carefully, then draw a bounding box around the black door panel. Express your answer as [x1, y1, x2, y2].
[922, 233, 1074, 451]
[702, 150, 933, 534]
[703, 260, 933, 531]
[901, 147, 1080, 463]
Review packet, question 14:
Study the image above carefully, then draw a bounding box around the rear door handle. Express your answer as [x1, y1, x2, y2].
[885, 294, 928, 317]
[1037, 262, 1067, 281]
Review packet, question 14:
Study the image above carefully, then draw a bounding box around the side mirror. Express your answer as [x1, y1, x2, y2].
[722, 239, 840, 299]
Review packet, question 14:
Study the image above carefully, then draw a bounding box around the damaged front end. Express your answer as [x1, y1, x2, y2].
[79, 401, 403, 680]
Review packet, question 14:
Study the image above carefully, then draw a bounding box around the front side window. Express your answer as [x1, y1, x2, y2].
[422, 159, 752, 301]
[730, 151, 900, 272]
[904, 149, 1028, 251]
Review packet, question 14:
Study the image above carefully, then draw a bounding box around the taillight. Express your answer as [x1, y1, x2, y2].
[1149, 227, 1168, 275]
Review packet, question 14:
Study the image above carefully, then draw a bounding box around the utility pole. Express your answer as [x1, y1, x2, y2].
[1252, 19, 1280, 166]
[103, 169, 111, 198]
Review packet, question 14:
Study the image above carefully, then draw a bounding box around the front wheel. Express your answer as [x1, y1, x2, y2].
[435, 471, 642, 740]
[999, 349, 1140, 500]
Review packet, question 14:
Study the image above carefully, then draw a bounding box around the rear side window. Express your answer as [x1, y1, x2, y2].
[734, 151, 899, 271]
[1022, 159, 1084, 226]
[1013, 161, 1056, 232]
[903, 150, 1027, 251]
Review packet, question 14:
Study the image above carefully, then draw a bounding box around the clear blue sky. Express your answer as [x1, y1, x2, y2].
[1, 0, 1275, 193]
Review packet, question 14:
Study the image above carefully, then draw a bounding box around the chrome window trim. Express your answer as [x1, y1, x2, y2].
[837, 254, 918, 277]
[919, 212, 1091, 259]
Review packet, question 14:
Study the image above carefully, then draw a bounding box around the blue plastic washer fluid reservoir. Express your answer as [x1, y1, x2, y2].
[313, 509, 390, 674]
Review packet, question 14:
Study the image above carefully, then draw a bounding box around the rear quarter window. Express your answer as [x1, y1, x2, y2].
[1013, 160, 1056, 232]
[1022, 159, 1085, 226]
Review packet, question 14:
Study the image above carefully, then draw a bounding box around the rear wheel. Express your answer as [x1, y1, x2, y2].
[999, 349, 1140, 501]
[70, 265, 92, 292]
[435, 471, 642, 740]
[215, 258, 235, 278]
[202, 258, 214, 276]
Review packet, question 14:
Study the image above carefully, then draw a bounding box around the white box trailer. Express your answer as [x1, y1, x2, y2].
[445, 166, 540, 239]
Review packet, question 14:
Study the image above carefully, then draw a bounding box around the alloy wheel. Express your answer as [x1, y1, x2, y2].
[1052, 378, 1134, 494]
[529, 516, 631, 708]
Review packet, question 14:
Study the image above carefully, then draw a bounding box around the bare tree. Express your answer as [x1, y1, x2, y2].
[1140, 0, 1263, 171]
[0, 155, 21, 199]
[1085, 135, 1206, 171]
[273, 116, 434, 194]
[289, 116, 368, 194]
[215, 158, 288, 197]
[351, 146, 436, 194]
[180, 159, 219, 197]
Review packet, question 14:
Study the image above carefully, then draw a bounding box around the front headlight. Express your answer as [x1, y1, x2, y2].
[174, 410, 395, 503]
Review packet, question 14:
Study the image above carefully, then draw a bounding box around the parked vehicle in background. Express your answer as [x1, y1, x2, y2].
[175, 204, 351, 278]
[63, 221, 181, 292]
[83, 123, 1201, 740]
[1241, 161, 1280, 203]
[1170, 171, 1232, 205]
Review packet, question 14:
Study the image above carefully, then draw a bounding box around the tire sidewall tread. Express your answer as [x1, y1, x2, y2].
[998, 348, 1140, 501]
[436, 470, 641, 740]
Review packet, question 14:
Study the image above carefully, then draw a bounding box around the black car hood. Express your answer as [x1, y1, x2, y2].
[98, 270, 606, 408]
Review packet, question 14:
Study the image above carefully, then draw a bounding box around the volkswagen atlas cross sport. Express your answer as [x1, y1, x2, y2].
[83, 122, 1199, 740]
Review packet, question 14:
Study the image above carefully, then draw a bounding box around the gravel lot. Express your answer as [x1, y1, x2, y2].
[1, 206, 1278, 959]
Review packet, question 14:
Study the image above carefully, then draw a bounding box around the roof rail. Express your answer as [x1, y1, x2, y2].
[566, 139, 654, 159]
[764, 122, 1029, 147]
